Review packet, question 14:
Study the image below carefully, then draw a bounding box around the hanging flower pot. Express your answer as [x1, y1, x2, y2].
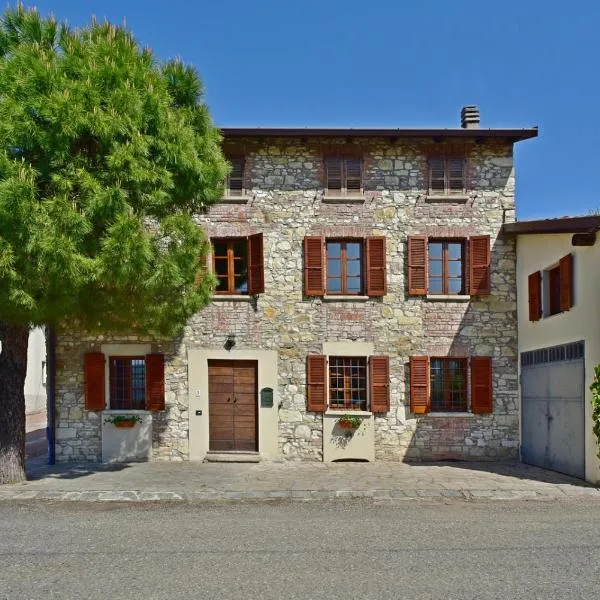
[337, 415, 361, 431]
[104, 415, 142, 428]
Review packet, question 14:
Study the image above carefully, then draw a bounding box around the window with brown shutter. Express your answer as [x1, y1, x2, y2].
[428, 157, 465, 196]
[409, 356, 429, 414]
[329, 356, 368, 410]
[366, 237, 386, 296]
[306, 236, 387, 297]
[470, 356, 493, 414]
[325, 157, 363, 196]
[212, 235, 265, 295]
[428, 240, 465, 295]
[408, 236, 428, 296]
[528, 271, 542, 321]
[307, 355, 327, 412]
[430, 358, 468, 412]
[226, 157, 245, 196]
[145, 353, 165, 412]
[84, 352, 105, 411]
[369, 355, 390, 413]
[469, 235, 491, 296]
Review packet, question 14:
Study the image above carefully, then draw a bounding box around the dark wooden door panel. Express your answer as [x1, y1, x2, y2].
[208, 359, 257, 452]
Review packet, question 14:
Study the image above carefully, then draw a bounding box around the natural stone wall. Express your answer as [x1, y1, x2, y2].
[54, 136, 519, 462]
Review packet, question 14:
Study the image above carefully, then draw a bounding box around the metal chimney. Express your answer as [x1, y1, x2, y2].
[461, 105, 480, 129]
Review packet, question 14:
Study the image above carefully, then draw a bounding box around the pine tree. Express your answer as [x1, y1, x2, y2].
[0, 4, 228, 483]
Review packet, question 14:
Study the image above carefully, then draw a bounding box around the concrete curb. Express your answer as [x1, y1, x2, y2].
[1, 487, 599, 503]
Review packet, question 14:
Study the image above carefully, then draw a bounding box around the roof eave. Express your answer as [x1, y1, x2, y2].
[220, 127, 538, 142]
[503, 216, 600, 236]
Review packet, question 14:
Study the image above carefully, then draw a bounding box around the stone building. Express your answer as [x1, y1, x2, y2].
[53, 106, 538, 463]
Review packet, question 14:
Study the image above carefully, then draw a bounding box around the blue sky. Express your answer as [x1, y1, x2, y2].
[30, 1, 599, 219]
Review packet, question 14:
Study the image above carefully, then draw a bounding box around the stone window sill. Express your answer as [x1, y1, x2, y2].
[326, 409, 372, 417]
[425, 412, 474, 418]
[322, 194, 365, 204]
[425, 294, 471, 302]
[218, 196, 251, 204]
[425, 194, 470, 202]
[322, 295, 370, 302]
[213, 294, 253, 301]
[102, 409, 151, 415]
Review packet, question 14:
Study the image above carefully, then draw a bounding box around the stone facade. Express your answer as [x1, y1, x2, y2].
[54, 135, 521, 463]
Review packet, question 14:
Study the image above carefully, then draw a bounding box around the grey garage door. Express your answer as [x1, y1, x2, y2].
[521, 341, 585, 479]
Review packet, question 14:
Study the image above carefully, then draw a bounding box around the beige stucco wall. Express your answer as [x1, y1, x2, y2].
[516, 233, 600, 483]
[25, 327, 47, 414]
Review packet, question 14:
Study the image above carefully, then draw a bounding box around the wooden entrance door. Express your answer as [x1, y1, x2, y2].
[208, 360, 258, 452]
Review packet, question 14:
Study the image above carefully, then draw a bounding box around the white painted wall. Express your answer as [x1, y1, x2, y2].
[516, 233, 600, 483]
[24, 327, 47, 414]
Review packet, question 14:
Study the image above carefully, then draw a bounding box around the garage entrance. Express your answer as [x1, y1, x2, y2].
[521, 341, 585, 479]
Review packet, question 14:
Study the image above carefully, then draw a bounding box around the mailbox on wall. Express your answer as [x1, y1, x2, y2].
[260, 387, 274, 408]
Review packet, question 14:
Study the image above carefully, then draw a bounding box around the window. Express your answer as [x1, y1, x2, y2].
[226, 157, 245, 196]
[430, 358, 468, 412]
[428, 240, 465, 295]
[304, 236, 386, 297]
[329, 357, 368, 411]
[326, 240, 363, 295]
[325, 157, 362, 196]
[545, 264, 561, 316]
[213, 238, 249, 294]
[84, 352, 165, 412]
[528, 254, 573, 321]
[408, 235, 490, 297]
[409, 356, 492, 415]
[109, 357, 146, 410]
[428, 157, 465, 196]
[306, 355, 390, 413]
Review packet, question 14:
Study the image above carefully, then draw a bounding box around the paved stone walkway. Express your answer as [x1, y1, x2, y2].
[0, 459, 598, 502]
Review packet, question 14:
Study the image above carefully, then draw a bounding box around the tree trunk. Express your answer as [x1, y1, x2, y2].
[0, 322, 29, 484]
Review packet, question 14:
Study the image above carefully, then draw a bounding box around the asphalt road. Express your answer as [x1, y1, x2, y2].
[1, 499, 599, 600]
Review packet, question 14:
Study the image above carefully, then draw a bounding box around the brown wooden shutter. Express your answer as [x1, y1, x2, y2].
[408, 236, 428, 295]
[469, 235, 491, 295]
[84, 352, 105, 411]
[428, 157, 445, 194]
[248, 233, 264, 295]
[145, 354, 165, 411]
[227, 157, 244, 195]
[345, 158, 362, 193]
[528, 271, 542, 321]
[471, 356, 493, 414]
[304, 236, 324, 296]
[366, 236, 387, 296]
[409, 356, 429, 414]
[307, 355, 326, 412]
[369, 355, 390, 413]
[325, 158, 342, 193]
[559, 253, 573, 312]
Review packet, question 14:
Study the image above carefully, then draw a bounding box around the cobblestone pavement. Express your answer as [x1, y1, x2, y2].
[0, 459, 597, 503]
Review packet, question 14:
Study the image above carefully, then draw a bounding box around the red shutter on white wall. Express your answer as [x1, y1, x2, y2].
[528, 271, 542, 322]
[84, 352, 105, 411]
[307, 355, 326, 412]
[408, 236, 428, 296]
[471, 357, 493, 414]
[366, 236, 386, 296]
[304, 236, 324, 296]
[409, 356, 429, 414]
[248, 233, 264, 295]
[145, 354, 165, 411]
[559, 253, 573, 312]
[369, 356, 390, 413]
[469, 235, 491, 296]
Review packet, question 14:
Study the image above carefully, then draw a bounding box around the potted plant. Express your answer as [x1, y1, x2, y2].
[104, 415, 143, 429]
[336, 414, 361, 431]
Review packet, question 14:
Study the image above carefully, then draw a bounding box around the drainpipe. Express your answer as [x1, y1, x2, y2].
[46, 326, 56, 465]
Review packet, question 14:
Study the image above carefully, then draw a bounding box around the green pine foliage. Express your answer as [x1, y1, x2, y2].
[0, 4, 228, 336]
